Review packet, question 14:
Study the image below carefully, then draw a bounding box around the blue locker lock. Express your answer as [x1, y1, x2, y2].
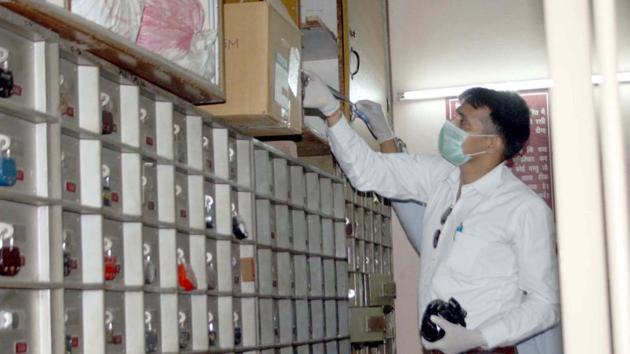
[0, 156, 16, 186]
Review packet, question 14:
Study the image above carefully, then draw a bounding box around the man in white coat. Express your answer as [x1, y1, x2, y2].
[354, 99, 563, 354]
[304, 72, 561, 354]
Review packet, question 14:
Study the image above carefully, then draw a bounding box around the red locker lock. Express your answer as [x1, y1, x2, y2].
[104, 255, 121, 281]
[101, 93, 115, 135]
[102, 110, 114, 135]
[0, 224, 25, 277]
[177, 248, 197, 291]
[104, 255, 120, 281]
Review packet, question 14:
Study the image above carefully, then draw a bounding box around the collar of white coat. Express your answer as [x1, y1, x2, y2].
[445, 162, 507, 197]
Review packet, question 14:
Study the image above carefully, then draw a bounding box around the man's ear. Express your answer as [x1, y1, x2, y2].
[489, 135, 505, 154]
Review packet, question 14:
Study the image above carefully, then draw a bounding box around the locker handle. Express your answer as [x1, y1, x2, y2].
[351, 47, 360, 80]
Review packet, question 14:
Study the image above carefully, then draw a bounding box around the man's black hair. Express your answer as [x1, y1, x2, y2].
[458, 87, 531, 160]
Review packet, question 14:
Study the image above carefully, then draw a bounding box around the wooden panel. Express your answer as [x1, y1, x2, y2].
[224, 0, 300, 25]
[338, 0, 352, 119]
[346, 0, 391, 151]
[281, 0, 301, 25]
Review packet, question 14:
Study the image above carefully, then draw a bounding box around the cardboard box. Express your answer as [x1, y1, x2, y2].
[200, 1, 303, 136]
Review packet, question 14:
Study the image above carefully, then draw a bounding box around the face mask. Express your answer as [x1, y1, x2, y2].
[438, 120, 495, 166]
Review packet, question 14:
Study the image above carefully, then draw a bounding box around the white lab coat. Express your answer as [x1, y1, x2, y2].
[328, 117, 560, 349]
[392, 201, 563, 353]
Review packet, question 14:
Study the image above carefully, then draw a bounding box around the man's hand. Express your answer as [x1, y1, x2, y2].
[303, 71, 340, 116]
[422, 316, 487, 354]
[355, 100, 395, 143]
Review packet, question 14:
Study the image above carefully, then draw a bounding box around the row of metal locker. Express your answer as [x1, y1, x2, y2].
[0, 288, 353, 353]
[342, 183, 396, 351]
[0, 8, 373, 353]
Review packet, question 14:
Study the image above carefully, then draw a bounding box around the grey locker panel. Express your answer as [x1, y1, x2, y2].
[383, 247, 392, 275]
[60, 58, 79, 124]
[278, 299, 293, 344]
[291, 209, 307, 252]
[64, 290, 85, 353]
[228, 136, 237, 182]
[175, 172, 189, 229]
[272, 300, 280, 344]
[141, 161, 159, 223]
[322, 217, 334, 256]
[274, 204, 291, 249]
[254, 149, 272, 195]
[258, 298, 274, 346]
[308, 256, 323, 297]
[102, 147, 122, 212]
[177, 295, 193, 351]
[103, 219, 124, 285]
[336, 261, 349, 298]
[326, 340, 338, 354]
[255, 199, 272, 246]
[307, 214, 322, 254]
[294, 300, 309, 342]
[144, 293, 162, 353]
[311, 342, 324, 354]
[62, 211, 82, 283]
[333, 183, 345, 218]
[204, 180, 217, 231]
[319, 178, 333, 215]
[172, 111, 187, 165]
[325, 300, 337, 338]
[104, 291, 126, 353]
[293, 254, 308, 297]
[0, 114, 38, 196]
[347, 238, 357, 272]
[338, 339, 351, 354]
[142, 227, 160, 288]
[323, 258, 336, 297]
[310, 300, 324, 339]
[233, 298, 242, 347]
[207, 296, 219, 349]
[272, 157, 289, 201]
[139, 95, 157, 154]
[175, 233, 193, 292]
[231, 243, 241, 294]
[201, 124, 214, 174]
[0, 26, 39, 110]
[61, 134, 80, 203]
[206, 239, 217, 291]
[99, 76, 121, 140]
[275, 251, 292, 296]
[290, 165, 306, 207]
[337, 301, 349, 337]
[305, 173, 320, 211]
[335, 221, 347, 259]
[0, 201, 43, 283]
[364, 211, 374, 242]
[257, 249, 273, 295]
[0, 289, 46, 354]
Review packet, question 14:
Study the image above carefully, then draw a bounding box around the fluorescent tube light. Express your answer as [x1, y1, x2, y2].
[399, 72, 630, 101]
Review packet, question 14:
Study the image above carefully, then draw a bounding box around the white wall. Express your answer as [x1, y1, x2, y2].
[388, 0, 630, 353]
[389, 0, 548, 92]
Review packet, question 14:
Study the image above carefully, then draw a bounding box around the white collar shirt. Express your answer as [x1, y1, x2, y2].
[328, 118, 560, 348]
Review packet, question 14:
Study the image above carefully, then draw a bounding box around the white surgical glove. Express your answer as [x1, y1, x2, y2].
[355, 100, 395, 143]
[303, 71, 340, 116]
[422, 315, 487, 354]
